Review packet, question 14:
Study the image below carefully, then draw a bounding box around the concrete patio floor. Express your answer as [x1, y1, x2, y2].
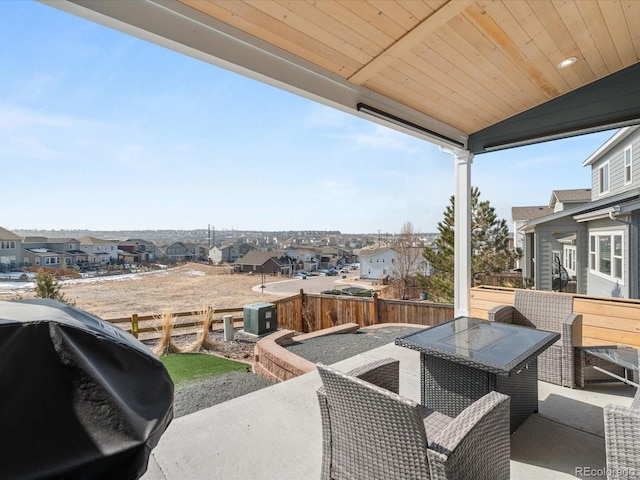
[142, 342, 635, 480]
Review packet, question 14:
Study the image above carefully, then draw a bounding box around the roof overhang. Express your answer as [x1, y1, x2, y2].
[41, 0, 640, 155]
[520, 189, 640, 230]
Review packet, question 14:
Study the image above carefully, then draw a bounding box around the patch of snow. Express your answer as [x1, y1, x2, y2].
[184, 270, 205, 277]
[0, 267, 171, 295]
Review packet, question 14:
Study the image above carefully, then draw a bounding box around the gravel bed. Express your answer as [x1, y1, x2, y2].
[172, 371, 275, 417]
[158, 325, 423, 418]
[283, 325, 424, 365]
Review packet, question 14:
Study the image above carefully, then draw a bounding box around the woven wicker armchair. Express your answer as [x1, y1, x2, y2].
[316, 358, 511, 480]
[488, 289, 582, 388]
[604, 350, 640, 480]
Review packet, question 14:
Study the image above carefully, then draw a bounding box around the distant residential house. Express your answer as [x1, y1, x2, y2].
[285, 248, 320, 272]
[78, 237, 119, 266]
[550, 189, 592, 213]
[233, 250, 294, 275]
[22, 247, 63, 268]
[359, 247, 426, 281]
[209, 243, 257, 264]
[22, 237, 87, 268]
[0, 226, 23, 271]
[119, 239, 156, 263]
[164, 242, 196, 262]
[517, 126, 640, 298]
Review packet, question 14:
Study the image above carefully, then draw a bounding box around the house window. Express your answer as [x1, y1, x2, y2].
[563, 245, 576, 273]
[590, 232, 623, 281]
[624, 145, 632, 184]
[599, 162, 609, 195]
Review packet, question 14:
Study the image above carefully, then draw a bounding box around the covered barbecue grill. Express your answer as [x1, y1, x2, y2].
[0, 298, 174, 479]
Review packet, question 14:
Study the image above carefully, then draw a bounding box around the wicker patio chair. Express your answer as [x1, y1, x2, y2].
[488, 289, 582, 388]
[316, 358, 510, 480]
[604, 350, 640, 480]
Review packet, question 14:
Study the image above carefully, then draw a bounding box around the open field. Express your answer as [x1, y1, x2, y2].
[0, 263, 283, 320]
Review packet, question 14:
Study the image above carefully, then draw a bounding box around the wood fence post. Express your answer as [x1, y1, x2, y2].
[299, 288, 305, 332]
[131, 313, 139, 338]
[372, 292, 379, 326]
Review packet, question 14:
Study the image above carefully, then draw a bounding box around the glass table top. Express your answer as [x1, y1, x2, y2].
[395, 316, 560, 374]
[580, 345, 639, 372]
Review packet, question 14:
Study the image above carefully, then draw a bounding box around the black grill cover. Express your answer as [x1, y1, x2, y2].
[0, 299, 174, 480]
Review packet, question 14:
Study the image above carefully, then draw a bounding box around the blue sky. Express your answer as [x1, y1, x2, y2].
[1, 1, 615, 234]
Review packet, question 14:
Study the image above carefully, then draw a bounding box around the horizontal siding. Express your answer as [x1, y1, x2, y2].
[471, 286, 640, 348]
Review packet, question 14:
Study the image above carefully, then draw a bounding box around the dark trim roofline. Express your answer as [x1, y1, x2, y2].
[469, 63, 640, 155]
[522, 189, 640, 228]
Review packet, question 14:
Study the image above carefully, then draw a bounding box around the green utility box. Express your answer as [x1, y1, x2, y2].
[243, 302, 277, 336]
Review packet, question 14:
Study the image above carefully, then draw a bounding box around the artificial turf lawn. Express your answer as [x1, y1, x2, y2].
[160, 353, 250, 389]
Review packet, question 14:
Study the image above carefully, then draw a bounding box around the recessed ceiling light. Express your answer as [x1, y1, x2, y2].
[557, 57, 577, 69]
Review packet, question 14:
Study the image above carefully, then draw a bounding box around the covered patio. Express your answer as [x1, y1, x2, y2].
[38, 2, 640, 479]
[140, 338, 635, 480]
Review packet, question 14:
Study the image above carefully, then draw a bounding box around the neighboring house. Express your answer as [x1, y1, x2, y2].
[118, 240, 154, 262]
[0, 226, 23, 272]
[359, 247, 426, 281]
[119, 239, 157, 262]
[550, 189, 592, 213]
[285, 248, 320, 272]
[164, 242, 196, 262]
[209, 243, 257, 264]
[22, 247, 63, 268]
[22, 237, 87, 268]
[233, 250, 294, 275]
[517, 126, 640, 298]
[209, 245, 231, 264]
[78, 237, 119, 265]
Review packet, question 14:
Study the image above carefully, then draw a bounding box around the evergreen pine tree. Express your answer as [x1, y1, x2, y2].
[418, 187, 520, 302]
[34, 269, 75, 306]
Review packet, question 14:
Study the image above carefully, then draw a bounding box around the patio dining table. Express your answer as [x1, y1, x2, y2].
[396, 316, 559, 433]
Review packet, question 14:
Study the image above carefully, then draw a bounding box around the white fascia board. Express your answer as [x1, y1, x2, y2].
[582, 126, 639, 167]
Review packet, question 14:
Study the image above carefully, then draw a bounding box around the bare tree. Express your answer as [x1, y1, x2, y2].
[392, 221, 424, 299]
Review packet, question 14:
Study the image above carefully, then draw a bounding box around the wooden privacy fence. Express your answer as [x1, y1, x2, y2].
[470, 285, 640, 348]
[266, 289, 454, 332]
[105, 289, 455, 339]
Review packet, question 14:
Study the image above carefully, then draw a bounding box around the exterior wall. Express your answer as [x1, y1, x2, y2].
[590, 130, 639, 200]
[586, 218, 630, 298]
[0, 238, 22, 271]
[359, 249, 396, 280]
[575, 228, 589, 295]
[534, 229, 554, 291]
[209, 246, 224, 264]
[236, 258, 280, 274]
[631, 212, 640, 299]
[80, 241, 118, 264]
[532, 221, 588, 293]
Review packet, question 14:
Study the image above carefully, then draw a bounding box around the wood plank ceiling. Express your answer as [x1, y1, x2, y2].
[180, 0, 639, 139]
[172, 0, 638, 150]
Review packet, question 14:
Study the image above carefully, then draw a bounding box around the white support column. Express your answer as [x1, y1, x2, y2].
[441, 147, 473, 316]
